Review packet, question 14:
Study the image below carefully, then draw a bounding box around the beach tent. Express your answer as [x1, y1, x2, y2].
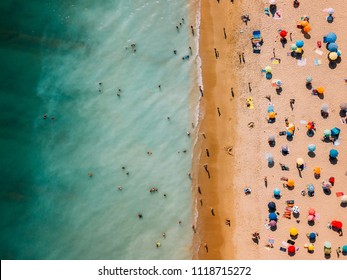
[331, 220, 342, 229]
[329, 149, 339, 158]
[290, 227, 298, 236]
[308, 208, 316, 215]
[288, 245, 296, 254]
[329, 52, 338, 60]
[328, 43, 338, 52]
[325, 32, 337, 43]
[331, 127, 340, 137]
[296, 40, 304, 48]
[308, 144, 316, 152]
[268, 201, 276, 211]
[269, 212, 277, 221]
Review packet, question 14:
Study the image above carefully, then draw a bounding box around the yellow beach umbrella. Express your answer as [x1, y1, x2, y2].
[296, 47, 303, 53]
[329, 52, 338, 61]
[290, 227, 299, 236]
[297, 158, 304, 165]
[287, 179, 295, 187]
[317, 87, 325, 94]
[265, 66, 272, 73]
[308, 244, 314, 251]
[301, 20, 309, 27]
[269, 112, 276, 119]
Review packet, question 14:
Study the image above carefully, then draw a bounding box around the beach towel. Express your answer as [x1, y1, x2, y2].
[273, 9, 282, 20]
[336, 192, 344, 197]
[271, 57, 281, 64]
[246, 97, 254, 109]
[314, 48, 323, 56]
[297, 58, 307, 66]
[314, 59, 322, 66]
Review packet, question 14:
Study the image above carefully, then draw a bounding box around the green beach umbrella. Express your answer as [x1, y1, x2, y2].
[324, 129, 331, 137]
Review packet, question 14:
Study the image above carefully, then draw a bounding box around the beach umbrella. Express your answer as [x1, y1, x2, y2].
[290, 227, 298, 236]
[269, 220, 277, 227]
[329, 52, 338, 61]
[308, 208, 316, 215]
[279, 30, 287, 38]
[337, 50, 342, 56]
[328, 43, 338, 52]
[275, 80, 282, 86]
[268, 134, 275, 142]
[342, 245, 347, 254]
[269, 212, 277, 221]
[273, 188, 281, 196]
[290, 44, 297, 51]
[292, 206, 300, 214]
[288, 245, 296, 254]
[308, 144, 316, 152]
[303, 25, 311, 33]
[331, 220, 342, 229]
[327, 8, 335, 14]
[326, 32, 337, 43]
[265, 152, 274, 162]
[309, 232, 316, 239]
[331, 127, 340, 137]
[313, 167, 321, 175]
[296, 40, 304, 48]
[265, 66, 272, 73]
[308, 244, 314, 251]
[300, 21, 309, 27]
[268, 201, 276, 211]
[340, 103, 347, 111]
[306, 76, 313, 83]
[321, 104, 329, 113]
[308, 215, 315, 221]
[324, 129, 331, 137]
[329, 149, 339, 158]
[268, 112, 276, 119]
[322, 181, 332, 190]
[287, 179, 295, 187]
[317, 87, 325, 94]
[268, 104, 275, 112]
[341, 195, 347, 203]
[307, 184, 315, 192]
[269, 0, 276, 4]
[324, 241, 332, 249]
[281, 145, 289, 153]
[306, 121, 315, 130]
[296, 158, 304, 165]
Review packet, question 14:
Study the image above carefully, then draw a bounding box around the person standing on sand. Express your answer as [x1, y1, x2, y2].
[204, 242, 208, 253]
[211, 207, 215, 216]
[190, 25, 194, 36]
[217, 107, 221, 116]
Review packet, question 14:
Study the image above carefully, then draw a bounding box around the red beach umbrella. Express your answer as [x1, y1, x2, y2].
[288, 245, 296, 254]
[308, 208, 316, 215]
[331, 220, 342, 229]
[280, 30, 288, 38]
[308, 215, 315, 221]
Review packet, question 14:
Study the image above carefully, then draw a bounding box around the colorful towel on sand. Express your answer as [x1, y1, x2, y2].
[246, 97, 254, 109]
[336, 192, 344, 197]
[297, 58, 306, 66]
[314, 59, 322, 66]
[271, 57, 281, 64]
[314, 48, 323, 56]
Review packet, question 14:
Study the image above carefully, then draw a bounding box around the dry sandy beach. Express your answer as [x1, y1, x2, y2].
[193, 0, 347, 260]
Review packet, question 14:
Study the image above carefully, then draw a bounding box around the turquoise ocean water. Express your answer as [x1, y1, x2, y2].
[0, 0, 198, 259]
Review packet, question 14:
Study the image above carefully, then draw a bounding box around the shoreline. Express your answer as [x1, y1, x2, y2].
[192, 0, 241, 259]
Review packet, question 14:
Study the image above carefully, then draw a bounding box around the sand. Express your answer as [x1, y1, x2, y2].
[194, 0, 347, 260]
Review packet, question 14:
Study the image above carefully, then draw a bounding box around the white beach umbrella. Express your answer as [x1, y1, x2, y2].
[341, 195, 347, 203]
[269, 0, 276, 5]
[327, 8, 335, 14]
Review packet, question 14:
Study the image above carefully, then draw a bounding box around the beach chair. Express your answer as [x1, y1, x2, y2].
[251, 30, 263, 54]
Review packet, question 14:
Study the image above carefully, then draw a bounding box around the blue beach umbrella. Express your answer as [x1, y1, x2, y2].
[269, 212, 277, 221]
[326, 32, 337, 43]
[342, 245, 347, 254]
[328, 43, 338, 52]
[273, 188, 281, 196]
[296, 40, 304, 48]
[309, 232, 316, 239]
[307, 184, 315, 192]
[308, 144, 316, 152]
[329, 149, 339, 158]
